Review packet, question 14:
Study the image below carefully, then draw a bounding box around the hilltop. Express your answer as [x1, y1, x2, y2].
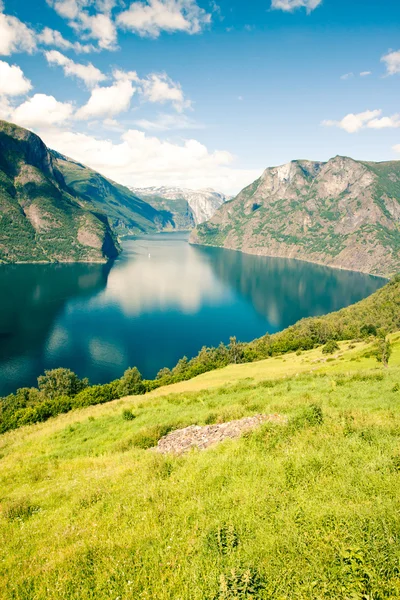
[191, 156, 400, 277]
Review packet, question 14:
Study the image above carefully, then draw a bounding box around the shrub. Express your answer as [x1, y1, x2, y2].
[72, 384, 114, 408]
[122, 408, 136, 421]
[38, 368, 88, 399]
[322, 340, 340, 354]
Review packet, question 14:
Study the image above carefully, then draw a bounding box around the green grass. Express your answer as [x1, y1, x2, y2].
[1, 335, 400, 598]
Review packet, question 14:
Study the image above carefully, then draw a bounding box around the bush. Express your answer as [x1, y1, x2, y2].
[72, 384, 115, 408]
[122, 408, 136, 421]
[38, 368, 88, 399]
[322, 340, 340, 354]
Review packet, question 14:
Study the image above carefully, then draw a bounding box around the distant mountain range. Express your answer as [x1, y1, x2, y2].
[190, 156, 400, 277]
[130, 186, 229, 229]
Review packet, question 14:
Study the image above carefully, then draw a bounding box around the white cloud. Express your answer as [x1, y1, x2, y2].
[0, 60, 32, 96]
[47, 0, 118, 50]
[135, 112, 203, 131]
[140, 73, 190, 112]
[368, 115, 400, 129]
[271, 0, 322, 13]
[37, 27, 95, 53]
[381, 50, 400, 75]
[77, 12, 117, 50]
[340, 72, 354, 80]
[0, 10, 36, 55]
[117, 0, 211, 38]
[393, 143, 400, 154]
[76, 79, 135, 118]
[360, 71, 372, 77]
[45, 50, 107, 87]
[10, 94, 74, 128]
[39, 126, 258, 194]
[322, 110, 382, 133]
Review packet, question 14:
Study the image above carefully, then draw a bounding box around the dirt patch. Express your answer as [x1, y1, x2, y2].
[156, 414, 287, 455]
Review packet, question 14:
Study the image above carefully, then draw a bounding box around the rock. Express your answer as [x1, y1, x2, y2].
[156, 413, 287, 455]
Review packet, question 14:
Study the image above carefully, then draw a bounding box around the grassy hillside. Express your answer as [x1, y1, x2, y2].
[52, 152, 173, 235]
[1, 335, 400, 598]
[0, 121, 119, 263]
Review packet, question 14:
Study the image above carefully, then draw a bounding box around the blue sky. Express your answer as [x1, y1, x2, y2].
[1, 0, 400, 193]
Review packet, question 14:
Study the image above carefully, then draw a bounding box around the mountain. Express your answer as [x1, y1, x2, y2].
[0, 120, 119, 263]
[190, 156, 400, 277]
[130, 186, 229, 229]
[52, 152, 173, 236]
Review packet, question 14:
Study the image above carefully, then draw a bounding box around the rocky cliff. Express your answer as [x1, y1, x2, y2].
[130, 186, 228, 229]
[0, 120, 119, 263]
[190, 156, 400, 277]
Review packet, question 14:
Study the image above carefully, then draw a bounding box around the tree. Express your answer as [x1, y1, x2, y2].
[117, 367, 145, 397]
[37, 368, 88, 399]
[322, 340, 339, 355]
[374, 337, 392, 368]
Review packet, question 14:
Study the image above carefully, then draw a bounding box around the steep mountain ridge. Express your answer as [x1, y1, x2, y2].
[130, 186, 229, 229]
[0, 120, 119, 263]
[52, 152, 173, 236]
[191, 156, 400, 277]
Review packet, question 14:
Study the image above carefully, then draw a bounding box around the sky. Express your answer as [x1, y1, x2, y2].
[1, 0, 400, 194]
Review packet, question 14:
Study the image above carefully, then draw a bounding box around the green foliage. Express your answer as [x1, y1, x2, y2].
[322, 340, 340, 354]
[373, 337, 392, 367]
[115, 367, 146, 397]
[290, 403, 324, 430]
[122, 408, 136, 421]
[37, 368, 88, 399]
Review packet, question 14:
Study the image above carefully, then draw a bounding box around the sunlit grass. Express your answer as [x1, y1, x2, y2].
[1, 335, 400, 598]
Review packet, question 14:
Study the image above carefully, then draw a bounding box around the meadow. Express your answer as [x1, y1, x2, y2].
[1, 335, 400, 598]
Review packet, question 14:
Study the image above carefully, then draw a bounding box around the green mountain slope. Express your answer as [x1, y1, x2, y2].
[1, 333, 400, 598]
[0, 120, 119, 263]
[191, 156, 400, 277]
[52, 151, 174, 235]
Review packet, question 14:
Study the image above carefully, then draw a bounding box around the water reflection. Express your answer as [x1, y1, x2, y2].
[0, 233, 385, 395]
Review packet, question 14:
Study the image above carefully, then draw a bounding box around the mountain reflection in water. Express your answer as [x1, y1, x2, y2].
[0, 233, 385, 396]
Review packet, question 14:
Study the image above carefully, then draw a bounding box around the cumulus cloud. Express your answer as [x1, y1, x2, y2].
[0, 10, 36, 55]
[38, 27, 95, 53]
[45, 50, 107, 87]
[140, 73, 190, 112]
[76, 79, 135, 118]
[322, 110, 382, 133]
[322, 110, 400, 133]
[0, 60, 32, 96]
[271, 0, 322, 13]
[38, 126, 258, 194]
[117, 0, 211, 37]
[47, 0, 118, 50]
[381, 50, 400, 75]
[10, 94, 74, 128]
[360, 71, 372, 77]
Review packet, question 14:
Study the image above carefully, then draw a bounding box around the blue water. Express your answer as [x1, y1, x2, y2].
[0, 232, 385, 396]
